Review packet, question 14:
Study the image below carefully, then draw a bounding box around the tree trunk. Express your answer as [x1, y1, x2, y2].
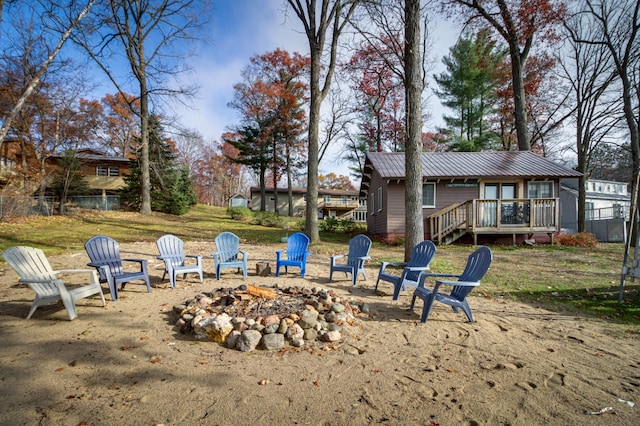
[305, 49, 322, 242]
[404, 0, 424, 261]
[509, 50, 530, 151]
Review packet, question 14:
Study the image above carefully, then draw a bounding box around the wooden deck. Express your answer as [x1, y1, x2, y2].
[429, 198, 560, 245]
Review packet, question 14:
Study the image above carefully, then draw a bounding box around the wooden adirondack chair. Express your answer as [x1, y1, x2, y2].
[375, 240, 437, 301]
[410, 246, 493, 323]
[275, 232, 311, 278]
[2, 246, 106, 320]
[84, 235, 151, 300]
[329, 234, 372, 286]
[212, 232, 248, 280]
[156, 234, 203, 288]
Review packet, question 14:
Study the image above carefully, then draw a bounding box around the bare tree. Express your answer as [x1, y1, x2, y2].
[285, 0, 360, 243]
[72, 0, 209, 214]
[580, 0, 640, 245]
[560, 3, 622, 232]
[442, 0, 567, 151]
[0, 0, 96, 150]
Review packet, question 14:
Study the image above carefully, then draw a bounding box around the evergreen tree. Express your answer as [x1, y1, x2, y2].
[122, 114, 196, 215]
[434, 30, 505, 151]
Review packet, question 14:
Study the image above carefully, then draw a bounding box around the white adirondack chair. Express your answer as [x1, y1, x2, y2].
[2, 246, 106, 320]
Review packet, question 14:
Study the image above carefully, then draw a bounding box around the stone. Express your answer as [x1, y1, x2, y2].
[298, 310, 319, 329]
[286, 323, 304, 340]
[261, 333, 285, 350]
[331, 303, 345, 313]
[263, 323, 279, 334]
[277, 318, 289, 334]
[194, 313, 233, 343]
[303, 328, 318, 341]
[322, 330, 342, 342]
[237, 330, 262, 352]
[226, 330, 241, 349]
[262, 314, 280, 327]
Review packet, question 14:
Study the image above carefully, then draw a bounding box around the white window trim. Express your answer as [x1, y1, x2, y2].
[528, 181, 554, 198]
[377, 187, 383, 212]
[370, 193, 375, 215]
[422, 182, 436, 208]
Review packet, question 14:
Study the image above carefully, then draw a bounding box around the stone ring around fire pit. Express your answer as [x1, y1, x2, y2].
[172, 284, 370, 353]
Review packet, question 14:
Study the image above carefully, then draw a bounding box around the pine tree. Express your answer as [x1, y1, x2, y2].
[434, 31, 505, 152]
[122, 114, 195, 215]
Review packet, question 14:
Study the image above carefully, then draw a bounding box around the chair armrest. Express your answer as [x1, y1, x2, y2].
[122, 258, 147, 265]
[54, 268, 98, 275]
[331, 254, 346, 261]
[381, 261, 406, 267]
[420, 272, 461, 278]
[405, 266, 430, 272]
[185, 254, 202, 260]
[239, 250, 248, 259]
[358, 255, 371, 261]
[436, 280, 480, 287]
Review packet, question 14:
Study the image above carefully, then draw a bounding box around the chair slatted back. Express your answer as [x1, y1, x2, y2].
[84, 235, 125, 279]
[2, 246, 59, 297]
[287, 232, 310, 261]
[450, 246, 493, 301]
[405, 240, 437, 281]
[215, 232, 240, 263]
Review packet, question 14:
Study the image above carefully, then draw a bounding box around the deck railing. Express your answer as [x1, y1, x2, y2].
[429, 198, 560, 243]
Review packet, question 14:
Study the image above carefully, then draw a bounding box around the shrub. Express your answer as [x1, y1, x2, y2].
[227, 206, 253, 221]
[252, 211, 285, 228]
[554, 232, 598, 248]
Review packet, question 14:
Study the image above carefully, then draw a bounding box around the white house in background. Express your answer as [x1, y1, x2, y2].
[229, 193, 250, 208]
[560, 178, 630, 242]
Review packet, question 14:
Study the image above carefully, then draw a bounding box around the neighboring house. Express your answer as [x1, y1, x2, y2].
[360, 151, 582, 245]
[229, 193, 250, 208]
[560, 178, 630, 242]
[250, 186, 367, 222]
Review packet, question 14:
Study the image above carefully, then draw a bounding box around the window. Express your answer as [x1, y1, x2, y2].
[97, 165, 120, 177]
[370, 193, 375, 215]
[528, 181, 553, 198]
[1, 156, 16, 167]
[323, 195, 331, 204]
[422, 183, 436, 208]
[377, 187, 383, 212]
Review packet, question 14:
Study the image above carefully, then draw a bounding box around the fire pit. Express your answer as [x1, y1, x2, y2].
[172, 284, 369, 352]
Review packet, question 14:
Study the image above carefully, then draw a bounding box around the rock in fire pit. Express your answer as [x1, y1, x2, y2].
[172, 284, 370, 352]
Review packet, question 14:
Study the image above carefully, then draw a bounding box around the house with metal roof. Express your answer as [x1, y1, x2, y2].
[250, 186, 367, 222]
[360, 151, 582, 245]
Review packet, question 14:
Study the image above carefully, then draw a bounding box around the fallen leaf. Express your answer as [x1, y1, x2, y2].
[313, 380, 321, 387]
[55, 367, 64, 372]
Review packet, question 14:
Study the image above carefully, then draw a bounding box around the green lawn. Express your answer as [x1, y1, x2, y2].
[1, 204, 638, 329]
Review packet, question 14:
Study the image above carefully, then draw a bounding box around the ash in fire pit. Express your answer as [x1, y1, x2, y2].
[172, 284, 370, 352]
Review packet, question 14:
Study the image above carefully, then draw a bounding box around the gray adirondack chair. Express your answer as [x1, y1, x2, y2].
[156, 234, 203, 288]
[375, 240, 437, 301]
[84, 235, 151, 300]
[276, 232, 311, 278]
[329, 234, 372, 286]
[410, 246, 493, 323]
[2, 246, 106, 320]
[212, 232, 248, 280]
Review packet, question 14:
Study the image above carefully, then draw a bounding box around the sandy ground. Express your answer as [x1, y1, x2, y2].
[0, 240, 639, 426]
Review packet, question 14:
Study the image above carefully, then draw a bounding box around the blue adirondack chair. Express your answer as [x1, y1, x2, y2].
[410, 246, 493, 323]
[2, 246, 106, 320]
[329, 234, 372, 286]
[156, 234, 203, 288]
[275, 232, 311, 278]
[212, 232, 248, 280]
[84, 235, 151, 300]
[375, 240, 437, 301]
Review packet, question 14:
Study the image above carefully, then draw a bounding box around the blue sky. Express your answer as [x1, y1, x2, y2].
[170, 1, 461, 178]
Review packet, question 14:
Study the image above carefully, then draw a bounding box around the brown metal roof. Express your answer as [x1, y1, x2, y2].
[366, 151, 581, 179]
[361, 151, 582, 195]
